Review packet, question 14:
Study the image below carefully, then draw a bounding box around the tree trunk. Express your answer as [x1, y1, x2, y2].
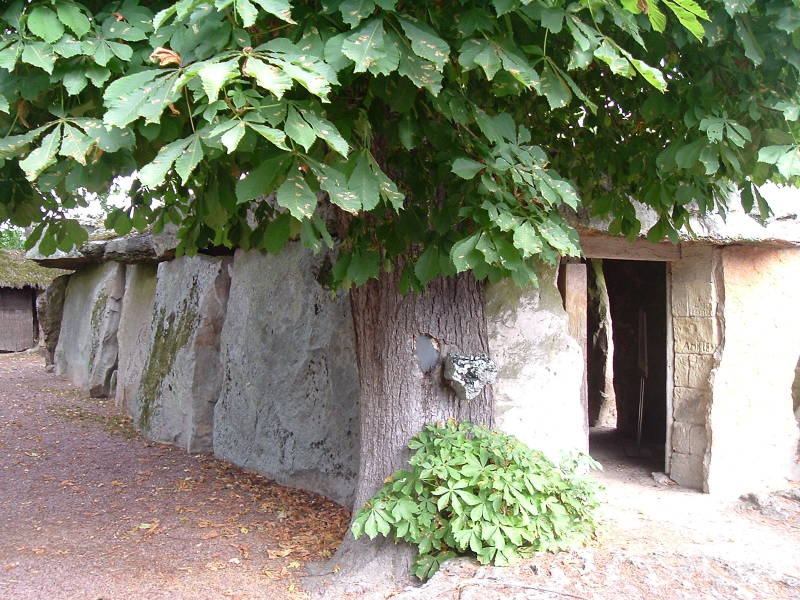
[317, 266, 494, 597]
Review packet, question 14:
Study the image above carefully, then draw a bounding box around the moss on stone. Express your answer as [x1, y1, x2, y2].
[0, 249, 71, 289]
[87, 290, 108, 369]
[137, 294, 198, 430]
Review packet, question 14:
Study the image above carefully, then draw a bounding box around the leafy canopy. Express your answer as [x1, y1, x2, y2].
[351, 421, 602, 579]
[1, 0, 798, 289]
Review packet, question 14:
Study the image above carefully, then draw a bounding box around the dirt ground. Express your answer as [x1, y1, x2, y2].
[1, 352, 799, 600]
[0, 352, 348, 600]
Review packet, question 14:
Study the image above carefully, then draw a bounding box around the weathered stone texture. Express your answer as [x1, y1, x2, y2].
[587, 259, 616, 428]
[486, 270, 587, 462]
[131, 255, 231, 454]
[706, 246, 800, 496]
[115, 264, 157, 412]
[37, 274, 69, 367]
[54, 262, 125, 396]
[213, 247, 360, 507]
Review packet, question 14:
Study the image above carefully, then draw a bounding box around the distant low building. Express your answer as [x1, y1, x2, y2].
[0, 250, 70, 352]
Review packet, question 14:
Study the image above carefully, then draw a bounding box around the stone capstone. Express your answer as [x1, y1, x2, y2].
[443, 354, 497, 401]
[54, 262, 125, 397]
[130, 255, 231, 454]
[27, 225, 178, 270]
[213, 246, 360, 507]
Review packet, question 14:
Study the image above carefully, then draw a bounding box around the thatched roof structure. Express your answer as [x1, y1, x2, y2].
[0, 249, 71, 290]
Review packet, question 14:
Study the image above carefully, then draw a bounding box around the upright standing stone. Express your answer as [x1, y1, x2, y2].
[706, 246, 800, 495]
[587, 259, 617, 427]
[213, 247, 360, 507]
[487, 268, 587, 461]
[37, 274, 69, 368]
[115, 264, 157, 412]
[54, 262, 125, 397]
[131, 255, 231, 454]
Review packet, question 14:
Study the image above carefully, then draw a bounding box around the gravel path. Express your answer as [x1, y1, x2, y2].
[0, 353, 348, 600]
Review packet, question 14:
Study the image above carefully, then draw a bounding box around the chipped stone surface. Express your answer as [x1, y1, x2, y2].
[487, 272, 587, 461]
[37, 274, 69, 367]
[443, 354, 497, 401]
[213, 247, 360, 507]
[54, 262, 125, 397]
[130, 255, 231, 454]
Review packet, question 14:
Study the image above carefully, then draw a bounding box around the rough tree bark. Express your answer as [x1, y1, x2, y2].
[318, 266, 495, 597]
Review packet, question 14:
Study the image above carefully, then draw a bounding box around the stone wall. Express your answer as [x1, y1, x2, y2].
[213, 247, 360, 507]
[486, 268, 587, 462]
[130, 256, 231, 454]
[668, 245, 720, 490]
[54, 262, 125, 397]
[115, 264, 157, 412]
[706, 246, 800, 495]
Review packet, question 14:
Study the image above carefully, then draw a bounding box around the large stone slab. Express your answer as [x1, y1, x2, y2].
[706, 246, 800, 495]
[54, 262, 125, 397]
[486, 268, 587, 462]
[130, 255, 231, 453]
[213, 247, 360, 507]
[115, 264, 157, 412]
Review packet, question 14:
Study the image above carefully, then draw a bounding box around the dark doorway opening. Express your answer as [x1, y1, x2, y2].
[587, 259, 668, 471]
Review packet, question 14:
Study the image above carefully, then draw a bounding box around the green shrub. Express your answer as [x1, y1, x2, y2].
[351, 420, 602, 580]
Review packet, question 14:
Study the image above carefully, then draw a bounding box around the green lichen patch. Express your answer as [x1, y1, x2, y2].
[87, 290, 109, 368]
[0, 250, 71, 289]
[137, 292, 199, 430]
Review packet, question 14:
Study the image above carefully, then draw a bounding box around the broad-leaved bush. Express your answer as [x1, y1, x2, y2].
[352, 420, 602, 579]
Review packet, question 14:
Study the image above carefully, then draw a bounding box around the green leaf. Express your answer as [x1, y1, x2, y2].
[284, 106, 316, 151]
[56, 3, 91, 38]
[58, 123, 91, 165]
[776, 147, 800, 178]
[19, 125, 61, 180]
[262, 213, 292, 253]
[236, 155, 290, 204]
[512, 222, 543, 257]
[348, 250, 380, 285]
[301, 110, 349, 157]
[220, 121, 246, 153]
[398, 17, 449, 71]
[277, 169, 318, 220]
[631, 59, 667, 92]
[349, 153, 380, 210]
[758, 145, 793, 165]
[538, 63, 571, 109]
[175, 135, 204, 184]
[103, 70, 180, 128]
[235, 0, 259, 27]
[27, 7, 65, 44]
[398, 51, 442, 95]
[414, 246, 440, 285]
[252, 0, 296, 23]
[450, 232, 482, 272]
[339, 0, 377, 27]
[243, 56, 292, 98]
[451, 158, 484, 179]
[247, 122, 288, 150]
[199, 60, 239, 101]
[21, 42, 57, 73]
[341, 19, 396, 74]
[138, 138, 187, 187]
